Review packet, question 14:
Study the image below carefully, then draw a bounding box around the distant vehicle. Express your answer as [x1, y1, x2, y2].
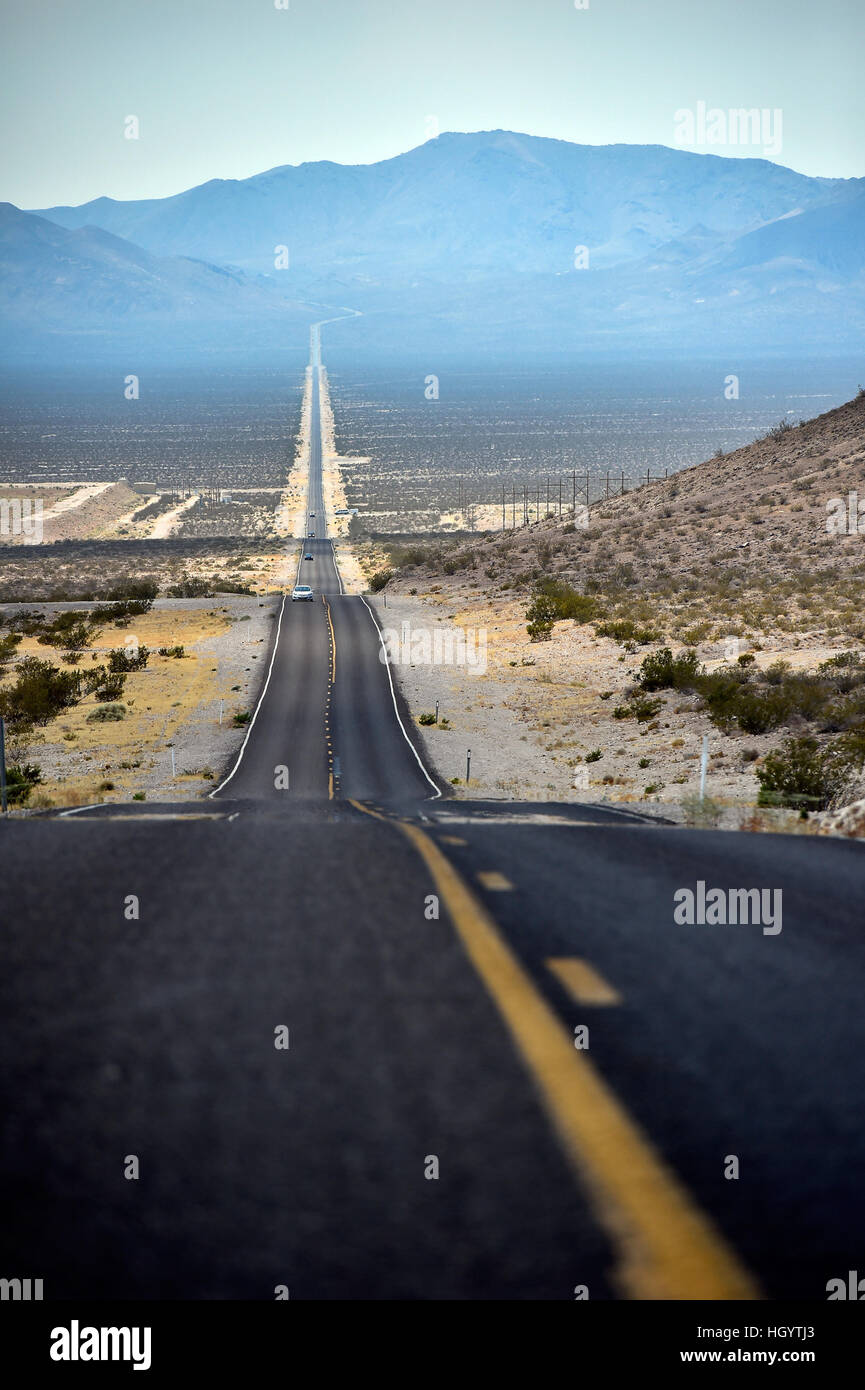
[291, 584, 313, 602]
[309, 511, 315, 517]
[308, 530, 315, 538]
[334, 508, 349, 516]
[303, 553, 314, 561]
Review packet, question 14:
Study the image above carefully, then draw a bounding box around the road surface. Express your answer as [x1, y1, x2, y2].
[2, 325, 864, 1301]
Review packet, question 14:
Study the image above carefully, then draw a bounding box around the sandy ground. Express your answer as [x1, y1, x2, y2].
[319, 370, 367, 595]
[367, 587, 855, 831]
[149, 493, 201, 539]
[273, 366, 311, 541]
[43, 482, 114, 519]
[2, 596, 279, 808]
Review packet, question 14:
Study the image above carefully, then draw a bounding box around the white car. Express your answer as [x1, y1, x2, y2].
[291, 584, 314, 602]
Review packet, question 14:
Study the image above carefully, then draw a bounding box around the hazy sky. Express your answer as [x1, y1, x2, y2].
[2, 0, 863, 208]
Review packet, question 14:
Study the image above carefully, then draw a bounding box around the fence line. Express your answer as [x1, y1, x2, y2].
[451, 468, 671, 530]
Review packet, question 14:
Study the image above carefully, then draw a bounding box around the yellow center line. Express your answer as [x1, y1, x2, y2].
[547, 957, 623, 1006]
[323, 594, 336, 685]
[348, 798, 759, 1301]
[476, 870, 514, 891]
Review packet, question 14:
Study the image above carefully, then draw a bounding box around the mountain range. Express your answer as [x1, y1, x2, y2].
[3, 130, 863, 359]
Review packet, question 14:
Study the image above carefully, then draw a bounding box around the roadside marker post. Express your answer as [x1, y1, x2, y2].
[466, 748, 471, 784]
[170, 747, 176, 779]
[0, 715, 8, 815]
[699, 734, 709, 802]
[435, 700, 439, 724]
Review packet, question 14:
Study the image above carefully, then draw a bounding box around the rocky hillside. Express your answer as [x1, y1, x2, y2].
[393, 389, 865, 644]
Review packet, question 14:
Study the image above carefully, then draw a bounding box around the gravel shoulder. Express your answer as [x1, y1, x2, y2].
[367, 586, 841, 833]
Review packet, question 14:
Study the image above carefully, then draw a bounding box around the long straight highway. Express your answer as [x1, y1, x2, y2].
[2, 327, 865, 1301]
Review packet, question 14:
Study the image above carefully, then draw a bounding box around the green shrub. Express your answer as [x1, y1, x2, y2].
[0, 656, 81, 726]
[0, 632, 22, 667]
[233, 711, 250, 727]
[157, 645, 185, 658]
[526, 593, 557, 641]
[166, 577, 212, 598]
[35, 612, 93, 650]
[535, 580, 599, 624]
[94, 673, 127, 702]
[108, 645, 149, 673]
[595, 618, 659, 646]
[418, 712, 437, 726]
[368, 569, 393, 593]
[756, 737, 834, 810]
[107, 579, 157, 605]
[638, 648, 701, 691]
[4, 761, 43, 805]
[86, 703, 127, 723]
[585, 748, 602, 763]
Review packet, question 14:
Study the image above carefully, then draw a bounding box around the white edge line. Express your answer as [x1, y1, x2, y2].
[208, 594, 287, 798]
[359, 595, 442, 800]
[58, 801, 107, 817]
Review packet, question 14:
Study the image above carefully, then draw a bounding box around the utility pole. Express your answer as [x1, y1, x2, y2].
[621, 470, 625, 495]
[512, 484, 516, 528]
[572, 469, 576, 513]
[605, 471, 610, 500]
[501, 485, 505, 531]
[558, 478, 562, 517]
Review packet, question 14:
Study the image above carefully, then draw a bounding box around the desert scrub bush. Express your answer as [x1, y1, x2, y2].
[94, 673, 127, 701]
[35, 612, 93, 650]
[86, 703, 127, 723]
[107, 579, 158, 606]
[526, 581, 599, 640]
[232, 711, 250, 727]
[526, 592, 557, 641]
[681, 793, 723, 828]
[92, 595, 153, 622]
[368, 569, 393, 593]
[157, 645, 185, 658]
[0, 632, 22, 667]
[613, 695, 663, 722]
[637, 648, 701, 692]
[387, 543, 435, 569]
[4, 761, 43, 805]
[166, 576, 212, 598]
[756, 736, 835, 810]
[595, 618, 660, 645]
[0, 656, 81, 727]
[108, 645, 149, 673]
[680, 620, 713, 645]
[585, 748, 603, 763]
[418, 712, 437, 726]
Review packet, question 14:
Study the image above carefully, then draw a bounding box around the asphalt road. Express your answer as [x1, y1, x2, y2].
[2, 329, 864, 1301]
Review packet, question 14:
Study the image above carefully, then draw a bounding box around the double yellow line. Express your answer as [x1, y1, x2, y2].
[352, 799, 760, 1301]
